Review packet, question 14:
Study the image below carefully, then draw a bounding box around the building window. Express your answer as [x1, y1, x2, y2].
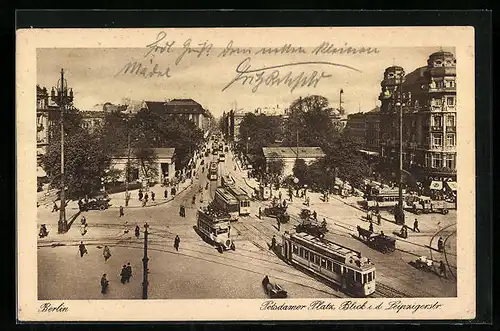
[446, 97, 455, 106]
[433, 116, 442, 127]
[433, 134, 443, 147]
[425, 153, 430, 167]
[446, 133, 455, 147]
[445, 154, 456, 169]
[446, 115, 455, 127]
[432, 153, 443, 168]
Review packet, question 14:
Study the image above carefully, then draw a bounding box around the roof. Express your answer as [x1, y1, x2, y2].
[81, 110, 106, 118]
[262, 147, 325, 159]
[113, 147, 175, 159]
[145, 101, 166, 113]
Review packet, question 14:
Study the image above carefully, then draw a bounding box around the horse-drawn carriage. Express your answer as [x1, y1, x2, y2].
[262, 275, 288, 298]
[263, 205, 290, 223]
[296, 209, 328, 238]
[356, 225, 396, 253]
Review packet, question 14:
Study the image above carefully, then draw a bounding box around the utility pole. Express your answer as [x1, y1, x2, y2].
[142, 222, 150, 299]
[51, 68, 73, 234]
[396, 72, 405, 225]
[339, 89, 344, 115]
[125, 120, 131, 206]
[296, 129, 299, 159]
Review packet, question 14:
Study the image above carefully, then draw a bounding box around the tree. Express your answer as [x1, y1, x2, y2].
[293, 159, 309, 185]
[133, 147, 158, 182]
[266, 152, 285, 185]
[42, 126, 111, 199]
[283, 95, 338, 150]
[238, 113, 282, 155]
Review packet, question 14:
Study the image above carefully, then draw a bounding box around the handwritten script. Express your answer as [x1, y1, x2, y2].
[39, 302, 69, 313]
[115, 32, 377, 92]
[222, 57, 360, 93]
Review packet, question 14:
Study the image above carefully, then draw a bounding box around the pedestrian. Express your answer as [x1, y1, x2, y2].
[270, 235, 276, 250]
[380, 230, 385, 237]
[81, 215, 87, 226]
[375, 202, 380, 215]
[369, 220, 374, 233]
[313, 210, 317, 220]
[52, 201, 59, 212]
[119, 206, 124, 217]
[305, 196, 310, 206]
[174, 235, 180, 251]
[437, 237, 444, 252]
[125, 262, 132, 282]
[135, 225, 140, 239]
[278, 191, 282, 201]
[164, 188, 168, 199]
[283, 199, 287, 209]
[258, 207, 262, 219]
[78, 241, 88, 257]
[377, 212, 382, 225]
[439, 260, 447, 278]
[144, 193, 149, 202]
[413, 219, 420, 232]
[124, 222, 130, 234]
[367, 209, 372, 221]
[100, 274, 109, 294]
[277, 219, 281, 231]
[80, 223, 88, 236]
[151, 191, 155, 202]
[103, 245, 111, 261]
[78, 199, 83, 211]
[120, 265, 128, 284]
[138, 190, 143, 201]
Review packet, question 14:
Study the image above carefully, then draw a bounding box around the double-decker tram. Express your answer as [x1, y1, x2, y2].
[208, 161, 218, 181]
[224, 185, 251, 216]
[281, 232, 376, 297]
[214, 187, 239, 221]
[196, 206, 235, 252]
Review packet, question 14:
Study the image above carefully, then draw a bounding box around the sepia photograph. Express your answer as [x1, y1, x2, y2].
[17, 26, 476, 321]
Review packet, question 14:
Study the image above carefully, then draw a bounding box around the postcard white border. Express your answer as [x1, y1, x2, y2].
[17, 26, 475, 321]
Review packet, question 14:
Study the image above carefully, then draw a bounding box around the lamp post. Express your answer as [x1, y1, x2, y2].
[246, 136, 250, 155]
[125, 117, 131, 207]
[395, 74, 405, 225]
[142, 222, 150, 299]
[50, 69, 73, 234]
[293, 177, 299, 197]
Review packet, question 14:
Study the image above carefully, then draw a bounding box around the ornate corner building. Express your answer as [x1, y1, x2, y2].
[379, 51, 457, 186]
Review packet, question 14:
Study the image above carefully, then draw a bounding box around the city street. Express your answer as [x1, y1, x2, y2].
[38, 146, 457, 299]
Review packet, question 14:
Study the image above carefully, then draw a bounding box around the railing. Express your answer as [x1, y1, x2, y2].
[446, 126, 456, 132]
[430, 126, 443, 131]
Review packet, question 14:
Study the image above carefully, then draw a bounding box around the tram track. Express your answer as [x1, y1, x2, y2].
[428, 223, 457, 277]
[39, 235, 344, 298]
[372, 282, 413, 298]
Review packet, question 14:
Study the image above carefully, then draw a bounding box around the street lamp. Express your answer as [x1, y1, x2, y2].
[50, 69, 73, 234]
[395, 76, 405, 225]
[293, 177, 299, 197]
[246, 136, 250, 155]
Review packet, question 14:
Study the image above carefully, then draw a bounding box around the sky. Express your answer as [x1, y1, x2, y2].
[37, 46, 454, 117]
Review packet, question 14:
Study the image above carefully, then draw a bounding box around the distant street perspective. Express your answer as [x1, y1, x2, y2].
[37, 47, 457, 300]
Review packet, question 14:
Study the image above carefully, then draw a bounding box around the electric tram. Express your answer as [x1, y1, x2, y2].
[281, 232, 376, 297]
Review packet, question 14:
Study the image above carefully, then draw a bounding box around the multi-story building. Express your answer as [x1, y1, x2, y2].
[36, 85, 62, 168]
[378, 50, 457, 189]
[143, 99, 209, 132]
[343, 112, 366, 143]
[223, 109, 249, 142]
[365, 107, 381, 153]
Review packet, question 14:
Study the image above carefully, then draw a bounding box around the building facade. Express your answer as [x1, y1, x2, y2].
[378, 51, 457, 187]
[144, 99, 209, 132]
[110, 147, 176, 184]
[262, 146, 326, 177]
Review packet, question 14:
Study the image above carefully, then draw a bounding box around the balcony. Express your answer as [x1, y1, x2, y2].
[446, 126, 456, 132]
[427, 86, 456, 93]
[430, 126, 443, 132]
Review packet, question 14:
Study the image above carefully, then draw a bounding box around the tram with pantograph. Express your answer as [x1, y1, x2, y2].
[208, 161, 218, 181]
[196, 206, 235, 252]
[224, 185, 251, 216]
[281, 232, 376, 297]
[213, 187, 239, 221]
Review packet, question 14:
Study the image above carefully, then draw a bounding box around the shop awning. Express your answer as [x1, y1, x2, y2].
[37, 166, 46, 178]
[429, 181, 443, 190]
[446, 181, 457, 191]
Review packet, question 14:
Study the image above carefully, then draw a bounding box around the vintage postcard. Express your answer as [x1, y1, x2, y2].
[17, 26, 475, 321]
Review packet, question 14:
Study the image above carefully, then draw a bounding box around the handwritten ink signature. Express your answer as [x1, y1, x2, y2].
[116, 59, 172, 79]
[222, 57, 361, 93]
[174, 39, 213, 66]
[144, 31, 176, 58]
